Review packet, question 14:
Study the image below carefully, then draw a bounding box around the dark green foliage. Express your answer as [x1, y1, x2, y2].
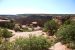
[63, 19, 71, 25]
[56, 25, 75, 43]
[62, 16, 70, 23]
[2, 29, 13, 38]
[0, 28, 2, 37]
[0, 28, 13, 43]
[5, 20, 15, 29]
[0, 19, 15, 29]
[63, 19, 75, 25]
[5, 22, 15, 29]
[56, 24, 75, 49]
[43, 20, 57, 36]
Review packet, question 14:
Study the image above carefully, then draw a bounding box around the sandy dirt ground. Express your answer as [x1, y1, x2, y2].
[9, 30, 46, 42]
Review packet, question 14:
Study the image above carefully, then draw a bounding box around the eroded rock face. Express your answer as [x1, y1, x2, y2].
[49, 42, 72, 50]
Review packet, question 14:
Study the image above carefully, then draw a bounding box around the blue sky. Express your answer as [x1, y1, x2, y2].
[0, 0, 75, 14]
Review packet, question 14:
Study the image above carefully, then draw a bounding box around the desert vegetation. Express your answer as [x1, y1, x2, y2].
[43, 20, 58, 36]
[0, 36, 52, 50]
[0, 14, 75, 50]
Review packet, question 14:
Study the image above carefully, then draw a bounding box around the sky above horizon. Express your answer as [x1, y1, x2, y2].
[0, 0, 75, 15]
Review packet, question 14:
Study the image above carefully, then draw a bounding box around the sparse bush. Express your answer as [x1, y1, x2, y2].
[14, 25, 21, 32]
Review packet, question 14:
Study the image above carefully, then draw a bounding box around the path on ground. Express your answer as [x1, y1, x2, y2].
[9, 30, 46, 42]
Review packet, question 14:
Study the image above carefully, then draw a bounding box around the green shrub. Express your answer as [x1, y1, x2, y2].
[56, 24, 75, 49]
[14, 35, 51, 50]
[56, 25, 75, 43]
[5, 22, 15, 29]
[2, 29, 13, 38]
[43, 20, 57, 36]
[63, 19, 75, 25]
[1, 29, 13, 42]
[63, 19, 71, 25]
[0, 19, 15, 29]
[0, 28, 13, 43]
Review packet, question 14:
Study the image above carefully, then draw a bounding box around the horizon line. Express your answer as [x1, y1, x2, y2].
[0, 13, 75, 15]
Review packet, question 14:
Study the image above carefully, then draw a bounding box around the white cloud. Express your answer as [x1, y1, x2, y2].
[0, 8, 50, 14]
